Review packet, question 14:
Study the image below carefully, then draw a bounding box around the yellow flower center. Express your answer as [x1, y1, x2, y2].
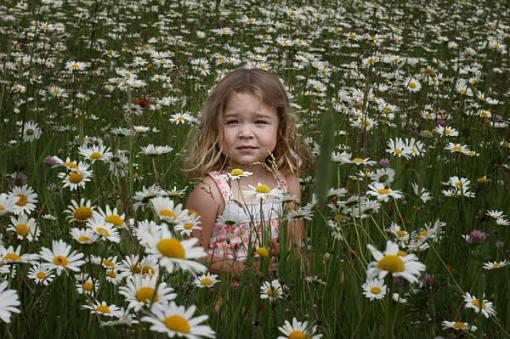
[452, 145, 463, 152]
[83, 281, 93, 291]
[66, 161, 78, 169]
[74, 206, 93, 221]
[16, 223, 30, 236]
[0, 204, 4, 212]
[96, 305, 111, 314]
[78, 235, 91, 243]
[69, 172, 84, 184]
[334, 214, 348, 222]
[453, 322, 466, 330]
[377, 255, 405, 272]
[90, 151, 103, 160]
[396, 230, 408, 238]
[477, 177, 489, 185]
[266, 287, 279, 297]
[255, 184, 271, 193]
[184, 222, 193, 230]
[163, 315, 191, 334]
[384, 106, 393, 113]
[53, 255, 69, 266]
[472, 298, 487, 310]
[136, 287, 158, 303]
[230, 168, 244, 176]
[157, 238, 185, 259]
[36, 272, 47, 279]
[142, 266, 155, 276]
[131, 264, 142, 274]
[97, 227, 110, 237]
[105, 214, 123, 227]
[370, 286, 382, 294]
[288, 331, 306, 339]
[408, 82, 417, 89]
[377, 188, 391, 195]
[201, 277, 213, 286]
[394, 148, 402, 155]
[4, 252, 21, 261]
[106, 270, 117, 278]
[102, 259, 114, 267]
[256, 247, 269, 257]
[16, 194, 28, 206]
[352, 157, 365, 164]
[160, 209, 176, 220]
[361, 119, 371, 127]
[493, 262, 501, 269]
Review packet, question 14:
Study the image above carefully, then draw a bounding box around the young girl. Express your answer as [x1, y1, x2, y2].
[184, 68, 311, 276]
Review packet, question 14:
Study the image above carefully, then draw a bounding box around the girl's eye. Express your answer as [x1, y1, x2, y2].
[255, 120, 268, 124]
[225, 120, 238, 125]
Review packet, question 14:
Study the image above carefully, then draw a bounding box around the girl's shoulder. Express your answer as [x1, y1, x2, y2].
[187, 172, 226, 213]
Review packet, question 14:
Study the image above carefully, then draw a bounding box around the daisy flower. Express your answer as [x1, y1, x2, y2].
[463, 292, 496, 318]
[442, 320, 477, 332]
[39, 239, 85, 275]
[136, 220, 162, 247]
[141, 302, 215, 339]
[386, 138, 411, 159]
[28, 263, 55, 286]
[8, 214, 39, 241]
[140, 144, 173, 156]
[64, 198, 95, 222]
[411, 183, 432, 203]
[70, 227, 99, 245]
[434, 125, 459, 137]
[119, 275, 176, 311]
[87, 216, 120, 243]
[482, 260, 509, 270]
[387, 222, 409, 243]
[0, 193, 17, 216]
[144, 224, 206, 275]
[75, 273, 98, 295]
[83, 301, 123, 318]
[169, 112, 196, 124]
[362, 278, 387, 300]
[486, 210, 507, 220]
[151, 197, 186, 224]
[133, 184, 168, 211]
[78, 144, 112, 163]
[0, 245, 38, 264]
[193, 273, 220, 288]
[174, 212, 202, 237]
[58, 162, 93, 191]
[21, 121, 42, 142]
[277, 317, 323, 339]
[242, 183, 284, 202]
[105, 269, 126, 285]
[65, 60, 89, 72]
[366, 241, 426, 284]
[367, 183, 403, 202]
[226, 168, 253, 180]
[94, 205, 126, 228]
[370, 168, 395, 185]
[349, 156, 377, 166]
[260, 279, 287, 302]
[0, 281, 20, 323]
[8, 185, 38, 215]
[445, 143, 471, 154]
[100, 308, 139, 327]
[404, 77, 421, 92]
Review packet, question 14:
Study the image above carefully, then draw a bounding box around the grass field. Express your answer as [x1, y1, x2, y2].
[1, 0, 510, 338]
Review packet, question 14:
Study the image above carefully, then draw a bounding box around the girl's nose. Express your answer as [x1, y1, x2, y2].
[238, 124, 254, 138]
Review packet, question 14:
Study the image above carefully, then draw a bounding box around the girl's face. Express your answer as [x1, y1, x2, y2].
[222, 92, 279, 167]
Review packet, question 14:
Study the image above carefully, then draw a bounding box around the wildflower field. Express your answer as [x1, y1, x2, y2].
[1, 0, 510, 338]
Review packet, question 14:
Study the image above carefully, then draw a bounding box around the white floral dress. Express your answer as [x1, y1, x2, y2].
[205, 171, 287, 261]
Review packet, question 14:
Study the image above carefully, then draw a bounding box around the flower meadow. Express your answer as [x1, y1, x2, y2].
[1, 0, 510, 338]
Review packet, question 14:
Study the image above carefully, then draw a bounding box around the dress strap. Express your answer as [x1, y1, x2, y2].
[207, 171, 231, 202]
[275, 171, 288, 192]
